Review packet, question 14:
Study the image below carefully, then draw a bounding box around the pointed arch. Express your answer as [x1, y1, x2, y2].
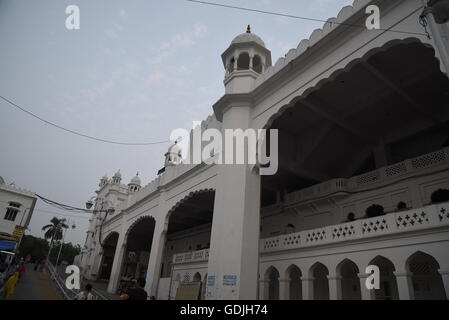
[336, 259, 361, 300]
[285, 264, 302, 300]
[369, 255, 399, 300]
[309, 262, 329, 300]
[406, 251, 446, 300]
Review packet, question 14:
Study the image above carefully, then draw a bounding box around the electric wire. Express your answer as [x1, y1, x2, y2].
[0, 95, 173, 146]
[187, 0, 443, 38]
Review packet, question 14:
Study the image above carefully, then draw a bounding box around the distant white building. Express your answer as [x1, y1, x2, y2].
[79, 0, 449, 300]
[0, 176, 37, 252]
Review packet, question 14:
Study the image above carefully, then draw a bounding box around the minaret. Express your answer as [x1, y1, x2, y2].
[221, 25, 272, 94]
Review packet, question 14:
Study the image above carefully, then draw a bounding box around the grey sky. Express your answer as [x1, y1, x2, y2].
[0, 0, 353, 245]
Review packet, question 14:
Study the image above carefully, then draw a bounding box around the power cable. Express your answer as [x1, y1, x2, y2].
[187, 0, 444, 38]
[0, 95, 173, 146]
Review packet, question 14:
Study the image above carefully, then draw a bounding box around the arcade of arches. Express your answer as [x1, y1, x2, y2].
[262, 252, 447, 300]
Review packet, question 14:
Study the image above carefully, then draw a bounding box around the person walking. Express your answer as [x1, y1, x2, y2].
[17, 262, 25, 280]
[2, 272, 19, 300]
[74, 284, 95, 300]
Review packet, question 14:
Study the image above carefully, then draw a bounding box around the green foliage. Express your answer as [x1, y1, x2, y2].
[18, 235, 81, 265]
[41, 217, 69, 242]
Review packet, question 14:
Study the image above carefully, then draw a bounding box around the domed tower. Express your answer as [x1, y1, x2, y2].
[165, 141, 182, 167]
[99, 174, 108, 187]
[112, 170, 122, 184]
[128, 173, 141, 193]
[221, 25, 272, 94]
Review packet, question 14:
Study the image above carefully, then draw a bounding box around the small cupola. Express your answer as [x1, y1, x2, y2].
[128, 172, 142, 193]
[165, 140, 182, 167]
[112, 170, 122, 184]
[99, 174, 108, 187]
[221, 25, 272, 94]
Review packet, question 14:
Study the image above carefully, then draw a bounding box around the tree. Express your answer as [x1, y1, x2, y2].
[42, 217, 69, 242]
[18, 235, 81, 265]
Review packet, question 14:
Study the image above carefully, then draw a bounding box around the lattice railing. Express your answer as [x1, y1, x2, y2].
[260, 202, 449, 253]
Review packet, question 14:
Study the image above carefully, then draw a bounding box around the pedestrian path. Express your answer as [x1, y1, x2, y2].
[10, 267, 62, 300]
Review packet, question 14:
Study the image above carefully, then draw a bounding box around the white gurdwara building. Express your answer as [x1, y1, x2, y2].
[79, 0, 449, 300]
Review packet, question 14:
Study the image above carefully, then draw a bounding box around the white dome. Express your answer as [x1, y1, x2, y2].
[168, 142, 181, 154]
[101, 174, 108, 181]
[130, 173, 141, 186]
[113, 170, 122, 179]
[231, 27, 265, 48]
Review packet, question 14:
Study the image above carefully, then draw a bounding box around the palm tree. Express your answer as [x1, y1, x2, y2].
[42, 217, 68, 243]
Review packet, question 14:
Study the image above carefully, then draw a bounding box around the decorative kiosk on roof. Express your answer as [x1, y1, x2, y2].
[222, 25, 272, 94]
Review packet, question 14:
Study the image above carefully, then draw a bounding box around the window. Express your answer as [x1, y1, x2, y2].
[4, 207, 19, 221]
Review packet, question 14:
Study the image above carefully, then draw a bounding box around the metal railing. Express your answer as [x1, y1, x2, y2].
[46, 262, 108, 300]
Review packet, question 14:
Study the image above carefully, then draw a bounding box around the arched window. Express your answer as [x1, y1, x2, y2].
[265, 267, 280, 300]
[310, 263, 329, 300]
[227, 57, 235, 74]
[4, 202, 21, 222]
[253, 55, 263, 73]
[337, 259, 361, 300]
[370, 256, 399, 300]
[407, 252, 447, 300]
[286, 265, 302, 300]
[237, 52, 250, 70]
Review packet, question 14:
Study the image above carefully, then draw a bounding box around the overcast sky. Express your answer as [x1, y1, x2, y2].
[0, 0, 353, 246]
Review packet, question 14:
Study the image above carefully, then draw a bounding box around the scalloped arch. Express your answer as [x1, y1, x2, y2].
[262, 37, 438, 130]
[164, 188, 216, 227]
[101, 231, 119, 247]
[125, 215, 156, 238]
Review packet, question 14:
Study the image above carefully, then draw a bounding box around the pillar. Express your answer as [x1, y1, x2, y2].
[258, 279, 268, 300]
[206, 100, 261, 300]
[328, 275, 342, 300]
[279, 278, 290, 300]
[439, 270, 449, 300]
[358, 273, 373, 300]
[144, 192, 168, 298]
[107, 234, 126, 293]
[107, 238, 125, 293]
[422, 6, 449, 75]
[301, 277, 314, 300]
[393, 271, 414, 300]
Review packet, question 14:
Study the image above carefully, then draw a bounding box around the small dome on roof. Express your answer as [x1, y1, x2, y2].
[113, 170, 122, 179]
[130, 173, 141, 186]
[231, 25, 266, 48]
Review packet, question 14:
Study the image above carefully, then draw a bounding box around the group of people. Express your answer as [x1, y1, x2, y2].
[74, 278, 149, 301]
[1, 258, 27, 300]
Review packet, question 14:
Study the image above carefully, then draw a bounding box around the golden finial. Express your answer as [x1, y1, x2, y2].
[246, 25, 251, 33]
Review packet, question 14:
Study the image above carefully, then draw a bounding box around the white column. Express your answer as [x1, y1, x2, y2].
[422, 6, 449, 75]
[301, 277, 314, 300]
[393, 272, 414, 300]
[206, 102, 261, 300]
[144, 220, 166, 298]
[439, 270, 449, 300]
[107, 235, 126, 293]
[144, 192, 168, 298]
[358, 273, 373, 300]
[258, 280, 268, 300]
[279, 278, 290, 300]
[328, 275, 342, 300]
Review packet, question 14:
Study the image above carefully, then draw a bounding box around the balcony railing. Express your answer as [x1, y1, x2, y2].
[260, 202, 449, 253]
[283, 147, 449, 206]
[172, 249, 210, 265]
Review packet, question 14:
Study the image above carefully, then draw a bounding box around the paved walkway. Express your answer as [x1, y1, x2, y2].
[10, 267, 62, 300]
